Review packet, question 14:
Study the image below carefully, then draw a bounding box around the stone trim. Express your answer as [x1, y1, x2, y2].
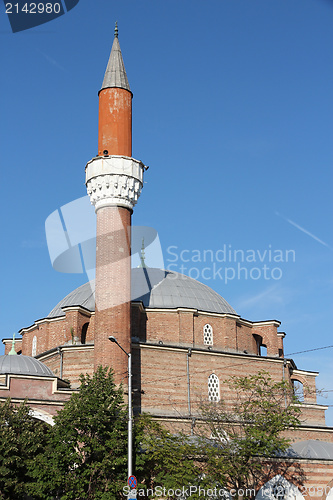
[61, 306, 92, 317]
[132, 342, 285, 363]
[37, 344, 94, 362]
[237, 318, 281, 327]
[144, 307, 239, 319]
[18, 307, 94, 335]
[292, 368, 319, 377]
[0, 396, 70, 405]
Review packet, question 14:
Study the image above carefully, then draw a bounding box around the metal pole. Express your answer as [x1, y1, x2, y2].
[128, 352, 132, 478]
[108, 336, 133, 480]
[187, 348, 191, 417]
[57, 347, 63, 379]
[283, 359, 287, 408]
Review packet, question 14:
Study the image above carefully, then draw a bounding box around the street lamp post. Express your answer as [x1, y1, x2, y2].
[108, 336, 132, 479]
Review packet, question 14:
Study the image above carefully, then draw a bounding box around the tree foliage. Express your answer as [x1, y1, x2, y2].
[135, 414, 207, 497]
[30, 366, 128, 500]
[0, 399, 49, 500]
[196, 371, 306, 494]
[0, 370, 306, 499]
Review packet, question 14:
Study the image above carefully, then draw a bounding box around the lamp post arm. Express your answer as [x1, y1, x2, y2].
[114, 340, 129, 357]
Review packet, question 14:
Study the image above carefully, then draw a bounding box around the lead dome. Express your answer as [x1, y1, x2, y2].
[0, 354, 55, 377]
[48, 268, 237, 318]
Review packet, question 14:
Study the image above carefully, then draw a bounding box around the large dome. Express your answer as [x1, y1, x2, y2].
[48, 268, 237, 318]
[0, 354, 55, 377]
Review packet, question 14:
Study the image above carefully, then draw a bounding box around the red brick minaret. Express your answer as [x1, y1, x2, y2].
[85, 24, 146, 387]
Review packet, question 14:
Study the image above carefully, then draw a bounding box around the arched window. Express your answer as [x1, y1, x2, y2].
[326, 486, 333, 500]
[203, 324, 213, 346]
[208, 373, 220, 402]
[260, 345, 267, 356]
[32, 336, 37, 357]
[255, 475, 305, 500]
[292, 379, 304, 402]
[253, 334, 262, 355]
[29, 409, 55, 426]
[81, 323, 89, 345]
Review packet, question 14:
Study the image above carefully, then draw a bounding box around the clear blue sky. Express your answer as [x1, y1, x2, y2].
[1, 0, 332, 423]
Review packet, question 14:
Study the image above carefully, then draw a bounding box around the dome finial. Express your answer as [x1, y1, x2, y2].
[8, 333, 17, 356]
[114, 21, 118, 38]
[140, 238, 146, 268]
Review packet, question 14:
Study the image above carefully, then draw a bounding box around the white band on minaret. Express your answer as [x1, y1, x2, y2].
[85, 155, 147, 211]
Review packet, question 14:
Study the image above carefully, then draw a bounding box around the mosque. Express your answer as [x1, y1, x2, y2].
[1, 26, 333, 494]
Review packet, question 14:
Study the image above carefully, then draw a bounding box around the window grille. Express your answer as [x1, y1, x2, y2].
[203, 324, 213, 345]
[272, 483, 286, 500]
[32, 336, 37, 357]
[208, 373, 220, 402]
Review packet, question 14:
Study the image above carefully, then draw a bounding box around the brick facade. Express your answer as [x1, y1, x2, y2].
[13, 302, 330, 432]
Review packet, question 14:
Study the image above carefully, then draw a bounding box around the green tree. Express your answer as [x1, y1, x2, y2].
[30, 366, 128, 500]
[0, 370, 308, 500]
[196, 371, 306, 496]
[135, 414, 208, 499]
[0, 399, 49, 500]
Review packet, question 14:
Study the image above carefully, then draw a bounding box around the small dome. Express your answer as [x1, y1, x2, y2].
[290, 440, 333, 460]
[48, 268, 237, 318]
[0, 354, 55, 378]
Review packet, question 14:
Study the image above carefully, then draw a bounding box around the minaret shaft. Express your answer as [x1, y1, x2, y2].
[98, 88, 132, 157]
[86, 27, 146, 388]
[94, 206, 131, 379]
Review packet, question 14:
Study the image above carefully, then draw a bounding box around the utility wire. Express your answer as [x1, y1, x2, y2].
[285, 345, 333, 356]
[141, 356, 285, 386]
[99, 341, 333, 390]
[138, 345, 333, 388]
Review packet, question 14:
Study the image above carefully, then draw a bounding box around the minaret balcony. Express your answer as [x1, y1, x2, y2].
[85, 155, 147, 211]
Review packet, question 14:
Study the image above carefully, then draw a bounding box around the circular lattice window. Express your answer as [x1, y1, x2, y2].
[203, 324, 213, 345]
[210, 430, 229, 445]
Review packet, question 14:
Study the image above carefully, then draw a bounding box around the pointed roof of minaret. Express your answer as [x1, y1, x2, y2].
[100, 22, 131, 94]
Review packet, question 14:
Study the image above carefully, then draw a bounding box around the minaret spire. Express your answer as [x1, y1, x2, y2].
[97, 22, 132, 157]
[100, 23, 130, 94]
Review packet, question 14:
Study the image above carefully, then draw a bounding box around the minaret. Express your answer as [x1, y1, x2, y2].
[85, 24, 147, 386]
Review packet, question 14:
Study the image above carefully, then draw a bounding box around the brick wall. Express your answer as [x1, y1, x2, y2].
[20, 309, 94, 359]
[132, 344, 328, 429]
[39, 346, 94, 388]
[4, 339, 22, 355]
[145, 310, 179, 344]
